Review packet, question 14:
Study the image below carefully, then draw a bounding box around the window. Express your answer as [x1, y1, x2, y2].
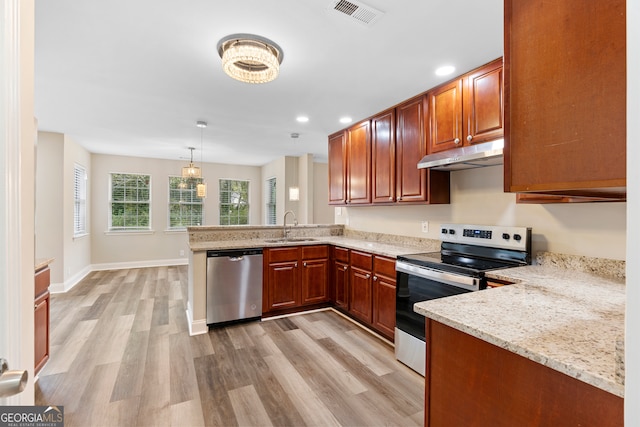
[265, 177, 276, 225]
[168, 176, 204, 229]
[109, 173, 151, 230]
[219, 179, 249, 225]
[73, 164, 87, 236]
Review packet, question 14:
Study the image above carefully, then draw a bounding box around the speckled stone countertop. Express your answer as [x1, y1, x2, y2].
[187, 225, 440, 258]
[415, 262, 626, 397]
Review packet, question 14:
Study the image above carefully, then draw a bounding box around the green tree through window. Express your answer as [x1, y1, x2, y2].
[219, 179, 249, 225]
[109, 173, 151, 230]
[169, 176, 204, 229]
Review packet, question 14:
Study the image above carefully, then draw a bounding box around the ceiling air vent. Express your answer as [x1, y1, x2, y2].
[329, 0, 384, 26]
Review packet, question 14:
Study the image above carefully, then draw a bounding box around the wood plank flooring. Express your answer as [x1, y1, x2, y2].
[35, 266, 425, 426]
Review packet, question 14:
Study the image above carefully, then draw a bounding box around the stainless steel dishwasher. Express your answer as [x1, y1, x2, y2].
[206, 248, 263, 326]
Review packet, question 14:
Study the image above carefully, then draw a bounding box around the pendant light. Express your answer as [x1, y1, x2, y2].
[181, 147, 201, 179]
[196, 121, 207, 198]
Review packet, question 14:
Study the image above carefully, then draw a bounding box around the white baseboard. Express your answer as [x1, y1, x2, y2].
[186, 302, 208, 336]
[91, 258, 188, 271]
[49, 258, 189, 294]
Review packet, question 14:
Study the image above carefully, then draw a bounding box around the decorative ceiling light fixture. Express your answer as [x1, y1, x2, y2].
[217, 34, 284, 84]
[182, 147, 201, 179]
[196, 121, 207, 198]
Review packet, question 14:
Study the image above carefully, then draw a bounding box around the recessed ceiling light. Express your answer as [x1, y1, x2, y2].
[296, 116, 309, 123]
[339, 117, 353, 124]
[435, 65, 456, 76]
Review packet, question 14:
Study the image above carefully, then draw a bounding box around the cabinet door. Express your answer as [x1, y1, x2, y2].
[464, 58, 504, 145]
[34, 291, 50, 374]
[396, 95, 428, 203]
[266, 261, 300, 311]
[504, 0, 625, 196]
[372, 256, 396, 340]
[429, 78, 463, 153]
[349, 266, 373, 324]
[371, 109, 396, 204]
[346, 120, 371, 204]
[328, 131, 347, 205]
[334, 261, 349, 310]
[301, 258, 329, 305]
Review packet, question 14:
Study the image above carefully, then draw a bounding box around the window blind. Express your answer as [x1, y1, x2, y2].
[73, 164, 87, 236]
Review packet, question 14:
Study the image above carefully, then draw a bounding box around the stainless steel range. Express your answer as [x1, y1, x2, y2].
[395, 223, 532, 375]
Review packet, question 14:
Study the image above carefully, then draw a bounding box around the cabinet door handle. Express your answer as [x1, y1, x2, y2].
[454, 138, 460, 144]
[373, 276, 378, 281]
[343, 265, 348, 270]
[388, 197, 393, 201]
[365, 274, 371, 279]
[303, 262, 307, 267]
[467, 135, 473, 142]
[34, 300, 46, 310]
[294, 262, 298, 268]
[397, 197, 402, 201]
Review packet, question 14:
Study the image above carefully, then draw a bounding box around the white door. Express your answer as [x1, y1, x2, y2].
[0, 0, 35, 406]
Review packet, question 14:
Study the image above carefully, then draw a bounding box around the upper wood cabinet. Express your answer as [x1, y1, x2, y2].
[396, 96, 429, 203]
[371, 109, 396, 203]
[328, 131, 347, 205]
[346, 120, 372, 205]
[504, 0, 626, 199]
[429, 58, 504, 154]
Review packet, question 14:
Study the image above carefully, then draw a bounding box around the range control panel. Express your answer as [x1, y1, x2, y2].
[440, 223, 531, 251]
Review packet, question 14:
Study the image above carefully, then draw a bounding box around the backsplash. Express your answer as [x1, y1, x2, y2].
[536, 252, 626, 280]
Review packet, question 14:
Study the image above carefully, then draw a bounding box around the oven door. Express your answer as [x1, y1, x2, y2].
[395, 260, 481, 375]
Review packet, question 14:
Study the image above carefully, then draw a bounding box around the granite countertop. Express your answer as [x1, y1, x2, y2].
[35, 258, 54, 271]
[415, 264, 626, 397]
[189, 236, 437, 259]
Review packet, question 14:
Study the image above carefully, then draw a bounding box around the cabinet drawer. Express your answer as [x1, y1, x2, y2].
[374, 256, 396, 279]
[334, 246, 349, 263]
[267, 247, 299, 263]
[350, 250, 373, 270]
[35, 266, 50, 298]
[302, 245, 329, 260]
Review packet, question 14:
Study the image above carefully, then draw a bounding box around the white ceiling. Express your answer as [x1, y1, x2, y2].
[34, 0, 503, 166]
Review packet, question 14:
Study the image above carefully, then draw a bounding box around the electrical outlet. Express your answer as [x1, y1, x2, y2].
[421, 221, 429, 233]
[180, 249, 185, 256]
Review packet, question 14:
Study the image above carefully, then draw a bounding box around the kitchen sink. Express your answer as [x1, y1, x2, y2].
[263, 237, 316, 243]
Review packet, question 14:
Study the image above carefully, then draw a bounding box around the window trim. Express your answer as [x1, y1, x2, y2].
[167, 175, 205, 230]
[108, 172, 152, 231]
[219, 178, 250, 225]
[73, 163, 88, 237]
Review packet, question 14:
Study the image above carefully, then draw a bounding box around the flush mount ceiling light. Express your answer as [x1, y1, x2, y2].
[435, 65, 456, 76]
[217, 34, 284, 84]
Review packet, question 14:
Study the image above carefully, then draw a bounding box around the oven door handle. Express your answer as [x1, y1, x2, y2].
[395, 260, 481, 291]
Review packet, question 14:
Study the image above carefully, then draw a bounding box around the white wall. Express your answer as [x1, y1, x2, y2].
[314, 162, 334, 224]
[626, 0, 638, 423]
[340, 166, 626, 260]
[90, 153, 263, 265]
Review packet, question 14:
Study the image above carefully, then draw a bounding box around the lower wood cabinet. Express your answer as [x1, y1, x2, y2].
[349, 250, 374, 324]
[425, 319, 623, 427]
[332, 247, 350, 310]
[372, 255, 396, 340]
[34, 266, 51, 375]
[263, 245, 329, 315]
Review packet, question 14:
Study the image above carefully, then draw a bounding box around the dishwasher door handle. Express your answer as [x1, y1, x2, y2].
[228, 256, 244, 262]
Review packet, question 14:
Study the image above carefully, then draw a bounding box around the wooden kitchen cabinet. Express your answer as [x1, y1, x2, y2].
[371, 109, 396, 203]
[328, 131, 347, 205]
[34, 265, 51, 375]
[346, 120, 372, 205]
[349, 250, 374, 324]
[300, 245, 329, 305]
[396, 95, 450, 204]
[504, 0, 626, 200]
[372, 255, 396, 341]
[264, 247, 300, 312]
[429, 58, 504, 154]
[264, 245, 330, 315]
[425, 319, 623, 427]
[332, 246, 350, 310]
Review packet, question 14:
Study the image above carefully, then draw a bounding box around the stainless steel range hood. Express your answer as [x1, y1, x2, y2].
[417, 139, 504, 171]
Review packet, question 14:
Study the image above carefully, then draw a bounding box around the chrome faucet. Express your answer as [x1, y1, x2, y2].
[283, 210, 298, 240]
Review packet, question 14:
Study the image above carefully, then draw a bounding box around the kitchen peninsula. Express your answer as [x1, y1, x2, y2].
[415, 254, 625, 426]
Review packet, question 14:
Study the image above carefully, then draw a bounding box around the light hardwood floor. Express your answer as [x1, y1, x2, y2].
[35, 266, 425, 426]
